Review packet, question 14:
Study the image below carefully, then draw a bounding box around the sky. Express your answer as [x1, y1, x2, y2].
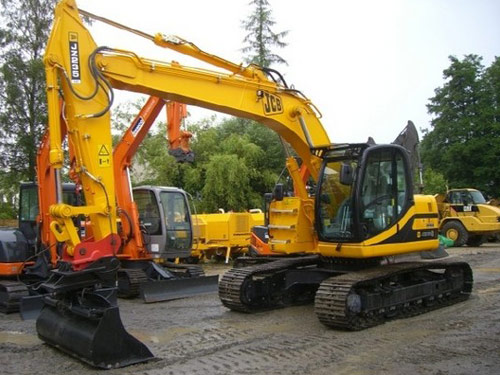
[76, 0, 500, 144]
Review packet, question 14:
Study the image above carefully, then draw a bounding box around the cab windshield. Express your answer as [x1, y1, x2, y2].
[469, 190, 486, 204]
[159, 191, 192, 251]
[317, 145, 411, 243]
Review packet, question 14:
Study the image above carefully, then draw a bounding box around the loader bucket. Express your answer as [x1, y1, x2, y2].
[36, 303, 154, 369]
[140, 274, 219, 303]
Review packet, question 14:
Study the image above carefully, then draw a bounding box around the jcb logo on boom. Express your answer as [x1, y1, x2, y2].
[68, 32, 81, 84]
[260, 91, 283, 115]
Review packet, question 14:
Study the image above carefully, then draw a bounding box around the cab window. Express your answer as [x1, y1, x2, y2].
[160, 191, 192, 251]
[359, 149, 409, 238]
[134, 190, 162, 235]
[317, 161, 356, 241]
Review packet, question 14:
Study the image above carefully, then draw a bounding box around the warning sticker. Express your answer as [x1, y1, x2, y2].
[98, 144, 111, 168]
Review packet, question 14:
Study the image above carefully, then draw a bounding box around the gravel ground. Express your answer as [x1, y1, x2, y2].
[1, 244, 500, 374]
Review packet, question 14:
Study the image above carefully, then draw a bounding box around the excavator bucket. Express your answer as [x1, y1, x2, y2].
[140, 274, 219, 303]
[36, 301, 154, 369]
[19, 294, 44, 320]
[21, 287, 117, 320]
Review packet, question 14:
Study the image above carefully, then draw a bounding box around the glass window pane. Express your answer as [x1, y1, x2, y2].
[360, 150, 396, 238]
[470, 190, 486, 204]
[133, 190, 162, 235]
[160, 191, 191, 252]
[396, 154, 407, 214]
[20, 187, 38, 221]
[318, 161, 356, 240]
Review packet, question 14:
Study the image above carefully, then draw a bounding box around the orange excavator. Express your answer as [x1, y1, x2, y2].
[0, 97, 211, 315]
[113, 95, 217, 302]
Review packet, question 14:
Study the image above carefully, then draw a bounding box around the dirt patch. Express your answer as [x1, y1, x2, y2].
[1, 244, 499, 374]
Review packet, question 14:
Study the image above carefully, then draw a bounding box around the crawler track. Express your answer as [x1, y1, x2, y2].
[0, 280, 29, 313]
[219, 256, 321, 312]
[162, 262, 206, 278]
[117, 268, 149, 298]
[315, 261, 473, 330]
[220, 258, 473, 330]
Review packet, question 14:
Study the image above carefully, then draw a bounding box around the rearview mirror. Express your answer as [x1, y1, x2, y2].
[340, 163, 353, 185]
[273, 184, 284, 201]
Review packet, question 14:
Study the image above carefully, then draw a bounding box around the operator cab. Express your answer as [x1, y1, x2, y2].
[315, 143, 413, 242]
[133, 186, 192, 259]
[445, 189, 486, 206]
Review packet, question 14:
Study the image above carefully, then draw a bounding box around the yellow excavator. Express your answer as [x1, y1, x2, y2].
[37, 0, 473, 368]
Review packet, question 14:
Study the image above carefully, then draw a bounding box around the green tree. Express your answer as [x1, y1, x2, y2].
[0, 0, 56, 217]
[123, 109, 284, 212]
[202, 154, 255, 212]
[0, 0, 55, 181]
[241, 0, 288, 68]
[421, 55, 500, 196]
[422, 168, 448, 195]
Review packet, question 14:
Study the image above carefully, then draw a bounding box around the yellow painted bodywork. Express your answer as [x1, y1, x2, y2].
[271, 194, 439, 258]
[436, 192, 500, 235]
[268, 197, 317, 254]
[191, 211, 264, 260]
[45, 1, 117, 251]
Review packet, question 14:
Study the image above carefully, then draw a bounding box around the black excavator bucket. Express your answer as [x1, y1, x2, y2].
[36, 295, 154, 369]
[21, 287, 117, 320]
[35, 257, 154, 369]
[140, 274, 219, 303]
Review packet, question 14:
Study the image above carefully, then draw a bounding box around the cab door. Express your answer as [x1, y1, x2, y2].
[356, 145, 412, 240]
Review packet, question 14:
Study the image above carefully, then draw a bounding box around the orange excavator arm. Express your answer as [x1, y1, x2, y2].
[113, 96, 165, 260]
[114, 97, 193, 261]
[166, 101, 194, 163]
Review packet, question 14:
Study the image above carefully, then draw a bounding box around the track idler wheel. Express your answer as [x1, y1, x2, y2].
[36, 294, 154, 369]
